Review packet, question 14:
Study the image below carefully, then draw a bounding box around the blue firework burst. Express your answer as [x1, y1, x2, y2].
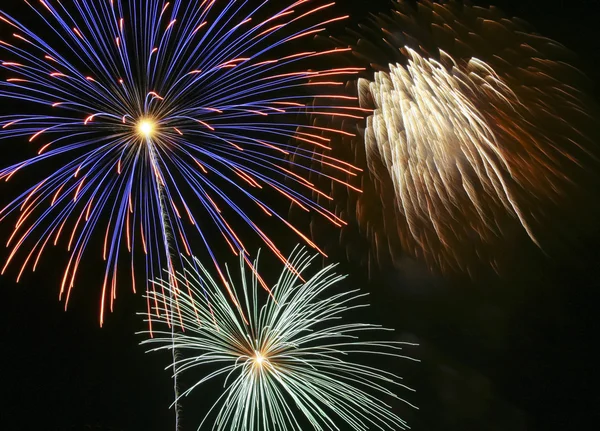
[0, 0, 364, 324]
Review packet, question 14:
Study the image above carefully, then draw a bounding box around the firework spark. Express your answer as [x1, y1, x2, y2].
[142, 246, 417, 430]
[0, 0, 362, 324]
[293, 0, 600, 275]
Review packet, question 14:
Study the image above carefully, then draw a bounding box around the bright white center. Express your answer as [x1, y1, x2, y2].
[254, 351, 266, 367]
[137, 119, 156, 138]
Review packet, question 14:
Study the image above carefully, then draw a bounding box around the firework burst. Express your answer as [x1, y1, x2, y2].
[142, 246, 417, 430]
[0, 0, 363, 324]
[292, 0, 600, 275]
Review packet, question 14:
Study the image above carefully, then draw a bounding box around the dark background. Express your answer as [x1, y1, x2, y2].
[1, 0, 599, 430]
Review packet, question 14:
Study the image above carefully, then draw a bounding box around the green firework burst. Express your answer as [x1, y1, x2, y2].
[141, 247, 417, 430]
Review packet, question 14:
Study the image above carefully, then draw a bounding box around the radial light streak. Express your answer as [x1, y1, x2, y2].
[142, 246, 417, 431]
[0, 0, 362, 324]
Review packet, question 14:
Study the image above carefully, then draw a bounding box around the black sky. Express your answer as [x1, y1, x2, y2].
[1, 1, 600, 430]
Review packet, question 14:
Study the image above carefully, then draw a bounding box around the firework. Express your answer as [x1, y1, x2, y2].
[293, 0, 600, 275]
[141, 247, 417, 431]
[0, 0, 361, 323]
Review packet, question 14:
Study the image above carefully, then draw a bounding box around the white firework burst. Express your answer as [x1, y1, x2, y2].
[141, 247, 417, 430]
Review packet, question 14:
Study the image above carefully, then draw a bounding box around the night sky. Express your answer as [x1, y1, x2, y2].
[2, 1, 599, 430]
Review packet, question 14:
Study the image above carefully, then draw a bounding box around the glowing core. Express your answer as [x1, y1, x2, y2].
[254, 351, 266, 367]
[137, 119, 156, 139]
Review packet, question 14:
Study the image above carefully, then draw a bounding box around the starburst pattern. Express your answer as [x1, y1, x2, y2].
[142, 247, 417, 430]
[0, 0, 363, 323]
